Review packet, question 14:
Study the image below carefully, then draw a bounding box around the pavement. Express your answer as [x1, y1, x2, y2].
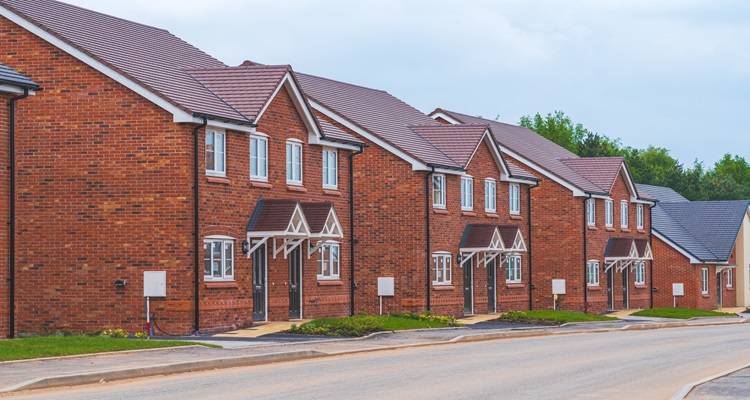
[685, 366, 750, 399]
[0, 315, 745, 395]
[5, 323, 750, 400]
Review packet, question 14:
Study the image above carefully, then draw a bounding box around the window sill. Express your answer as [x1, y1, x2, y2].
[432, 285, 454, 291]
[461, 210, 477, 217]
[323, 189, 342, 197]
[637, 229, 647, 234]
[206, 176, 231, 185]
[510, 213, 522, 220]
[702, 293, 710, 298]
[634, 284, 647, 289]
[605, 227, 616, 232]
[587, 225, 598, 230]
[287, 185, 307, 193]
[620, 228, 630, 232]
[204, 281, 238, 289]
[485, 213, 499, 218]
[587, 285, 602, 291]
[317, 280, 343, 286]
[250, 180, 272, 189]
[727, 287, 736, 291]
[506, 283, 525, 289]
[433, 208, 448, 214]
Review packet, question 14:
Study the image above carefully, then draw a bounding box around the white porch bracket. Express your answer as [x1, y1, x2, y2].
[245, 236, 269, 258]
[460, 252, 477, 268]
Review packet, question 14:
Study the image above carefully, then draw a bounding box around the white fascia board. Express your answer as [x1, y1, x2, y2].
[631, 198, 655, 206]
[619, 162, 642, 200]
[0, 84, 25, 94]
[652, 230, 702, 264]
[201, 118, 256, 134]
[496, 144, 586, 196]
[591, 194, 613, 200]
[311, 138, 361, 151]
[429, 111, 462, 125]
[0, 5, 196, 123]
[471, 131, 510, 177]
[500, 175, 537, 185]
[256, 73, 322, 139]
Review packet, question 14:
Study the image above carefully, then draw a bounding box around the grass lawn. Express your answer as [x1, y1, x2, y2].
[631, 308, 737, 319]
[498, 310, 618, 325]
[0, 336, 209, 362]
[290, 314, 461, 337]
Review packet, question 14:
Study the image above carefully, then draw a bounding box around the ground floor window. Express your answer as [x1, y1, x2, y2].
[701, 267, 709, 294]
[727, 268, 733, 288]
[433, 253, 452, 285]
[587, 261, 600, 286]
[204, 238, 234, 281]
[318, 243, 340, 280]
[506, 255, 522, 283]
[635, 262, 645, 285]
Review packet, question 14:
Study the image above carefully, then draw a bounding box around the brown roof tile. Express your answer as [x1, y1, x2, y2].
[246, 199, 300, 233]
[300, 202, 333, 234]
[560, 157, 624, 194]
[497, 225, 522, 249]
[460, 224, 498, 249]
[408, 124, 489, 168]
[604, 238, 636, 258]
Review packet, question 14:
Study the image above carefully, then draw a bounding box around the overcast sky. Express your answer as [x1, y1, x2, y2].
[67, 0, 749, 166]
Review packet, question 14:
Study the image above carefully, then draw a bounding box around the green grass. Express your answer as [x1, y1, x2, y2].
[0, 336, 209, 362]
[498, 310, 618, 325]
[289, 313, 461, 337]
[631, 308, 737, 319]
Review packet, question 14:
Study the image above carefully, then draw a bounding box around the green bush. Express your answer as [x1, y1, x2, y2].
[290, 313, 460, 337]
[98, 328, 129, 339]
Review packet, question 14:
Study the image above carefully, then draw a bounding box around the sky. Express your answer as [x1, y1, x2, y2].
[65, 0, 749, 166]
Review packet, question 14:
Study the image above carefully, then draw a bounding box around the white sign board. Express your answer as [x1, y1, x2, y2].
[552, 279, 566, 295]
[378, 277, 395, 297]
[672, 283, 684, 297]
[144, 271, 167, 297]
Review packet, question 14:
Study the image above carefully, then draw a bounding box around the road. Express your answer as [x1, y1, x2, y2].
[7, 324, 750, 400]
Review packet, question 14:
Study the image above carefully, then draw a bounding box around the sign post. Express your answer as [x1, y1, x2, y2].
[672, 283, 684, 308]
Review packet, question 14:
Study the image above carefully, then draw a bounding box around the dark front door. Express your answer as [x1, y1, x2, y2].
[716, 272, 723, 308]
[252, 244, 267, 321]
[288, 247, 302, 319]
[607, 268, 614, 311]
[487, 259, 497, 313]
[622, 268, 629, 309]
[464, 258, 473, 315]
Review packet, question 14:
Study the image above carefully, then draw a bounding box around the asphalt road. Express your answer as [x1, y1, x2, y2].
[8, 324, 750, 400]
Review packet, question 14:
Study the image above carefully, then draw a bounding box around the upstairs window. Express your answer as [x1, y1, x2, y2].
[461, 176, 474, 211]
[605, 200, 614, 227]
[586, 198, 596, 226]
[322, 148, 338, 189]
[318, 243, 340, 280]
[635, 262, 645, 285]
[204, 237, 234, 281]
[432, 174, 446, 209]
[286, 140, 303, 185]
[484, 179, 497, 213]
[506, 255, 522, 283]
[509, 183, 521, 215]
[636, 204, 644, 230]
[433, 253, 452, 285]
[587, 261, 600, 286]
[621, 201, 629, 229]
[205, 129, 226, 176]
[250, 135, 268, 181]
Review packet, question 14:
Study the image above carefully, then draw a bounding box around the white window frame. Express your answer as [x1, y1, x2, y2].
[484, 178, 497, 213]
[203, 237, 234, 281]
[322, 147, 338, 189]
[205, 129, 226, 177]
[250, 134, 268, 181]
[432, 174, 446, 209]
[506, 255, 522, 283]
[636, 204, 644, 230]
[605, 200, 614, 227]
[727, 268, 733, 288]
[587, 260, 600, 286]
[586, 198, 596, 227]
[317, 242, 340, 280]
[432, 252, 452, 285]
[286, 140, 303, 185]
[509, 183, 521, 215]
[461, 176, 474, 211]
[620, 201, 629, 229]
[635, 261, 645, 285]
[701, 267, 709, 294]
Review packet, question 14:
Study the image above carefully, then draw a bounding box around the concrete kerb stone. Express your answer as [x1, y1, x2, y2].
[671, 361, 750, 400]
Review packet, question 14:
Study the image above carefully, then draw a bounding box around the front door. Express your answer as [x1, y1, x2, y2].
[487, 259, 497, 313]
[622, 268, 629, 309]
[464, 258, 474, 315]
[252, 244, 267, 321]
[607, 268, 614, 311]
[716, 272, 723, 308]
[288, 247, 302, 319]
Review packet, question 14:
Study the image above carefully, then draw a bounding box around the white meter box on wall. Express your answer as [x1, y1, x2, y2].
[143, 271, 167, 297]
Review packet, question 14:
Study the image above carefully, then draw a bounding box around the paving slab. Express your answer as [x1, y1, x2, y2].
[687, 366, 750, 399]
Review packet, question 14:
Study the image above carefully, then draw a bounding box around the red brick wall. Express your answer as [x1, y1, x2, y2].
[0, 93, 9, 338]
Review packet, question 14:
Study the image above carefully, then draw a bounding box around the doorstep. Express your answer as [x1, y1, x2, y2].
[215, 320, 310, 338]
[458, 314, 499, 325]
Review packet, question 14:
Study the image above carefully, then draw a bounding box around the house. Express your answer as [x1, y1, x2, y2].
[0, 0, 361, 336]
[0, 62, 38, 338]
[296, 73, 538, 316]
[429, 110, 654, 313]
[639, 184, 750, 310]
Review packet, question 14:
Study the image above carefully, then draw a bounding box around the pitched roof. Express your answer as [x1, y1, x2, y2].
[460, 224, 499, 249]
[0, 62, 38, 89]
[605, 238, 636, 258]
[506, 160, 538, 181]
[246, 199, 300, 233]
[433, 109, 641, 196]
[299, 202, 333, 234]
[407, 124, 490, 169]
[636, 183, 688, 203]
[653, 200, 750, 263]
[317, 119, 361, 144]
[560, 157, 625, 194]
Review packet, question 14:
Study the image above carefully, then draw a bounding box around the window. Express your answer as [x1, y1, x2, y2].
[322, 148, 338, 189]
[317, 243, 340, 280]
[605, 200, 614, 227]
[587, 261, 600, 286]
[727, 268, 733, 288]
[636, 204, 644, 230]
[506, 255, 522, 283]
[586, 198, 596, 226]
[635, 262, 645, 285]
[205, 129, 226, 176]
[620, 201, 629, 229]
[432, 174, 446, 209]
[484, 179, 497, 213]
[203, 238, 234, 281]
[433, 253, 452, 285]
[250, 135, 268, 181]
[701, 267, 709, 294]
[509, 183, 521, 215]
[461, 176, 473, 211]
[286, 140, 303, 185]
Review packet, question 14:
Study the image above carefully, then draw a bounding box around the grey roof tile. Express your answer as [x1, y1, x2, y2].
[0, 62, 38, 89]
[635, 184, 688, 203]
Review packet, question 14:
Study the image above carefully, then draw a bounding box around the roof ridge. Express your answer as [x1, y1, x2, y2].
[19, 0, 170, 32]
[183, 64, 291, 72]
[296, 72, 388, 94]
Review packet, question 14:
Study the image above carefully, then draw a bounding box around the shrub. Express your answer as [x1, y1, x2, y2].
[98, 328, 129, 339]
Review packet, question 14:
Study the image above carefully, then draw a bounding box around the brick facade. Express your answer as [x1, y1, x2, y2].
[0, 93, 8, 338]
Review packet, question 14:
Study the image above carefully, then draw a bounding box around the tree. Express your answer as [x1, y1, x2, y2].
[519, 111, 587, 153]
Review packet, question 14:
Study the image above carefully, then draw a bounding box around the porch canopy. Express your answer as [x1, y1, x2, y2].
[604, 238, 653, 272]
[246, 199, 343, 259]
[459, 224, 527, 267]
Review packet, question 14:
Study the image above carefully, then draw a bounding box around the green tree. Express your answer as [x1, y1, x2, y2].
[519, 111, 587, 153]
